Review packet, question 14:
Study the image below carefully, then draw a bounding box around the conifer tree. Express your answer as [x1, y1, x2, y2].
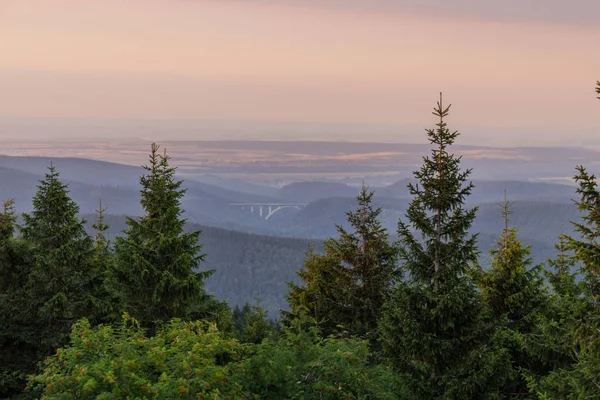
[477, 194, 548, 397]
[0, 167, 98, 398]
[479, 194, 547, 330]
[238, 300, 275, 344]
[0, 199, 19, 290]
[0, 198, 37, 398]
[112, 144, 212, 327]
[287, 186, 398, 341]
[525, 167, 600, 399]
[88, 199, 119, 323]
[92, 199, 110, 258]
[20, 164, 96, 350]
[524, 237, 584, 398]
[530, 83, 600, 396]
[379, 94, 510, 399]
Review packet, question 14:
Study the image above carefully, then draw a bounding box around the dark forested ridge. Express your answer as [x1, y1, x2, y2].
[1, 86, 600, 399]
[79, 213, 320, 316]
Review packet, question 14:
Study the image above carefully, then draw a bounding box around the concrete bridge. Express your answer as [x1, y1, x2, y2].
[230, 203, 308, 220]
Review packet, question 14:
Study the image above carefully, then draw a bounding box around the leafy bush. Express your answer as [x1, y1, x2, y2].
[29, 313, 399, 399]
[28, 314, 248, 399]
[238, 313, 399, 399]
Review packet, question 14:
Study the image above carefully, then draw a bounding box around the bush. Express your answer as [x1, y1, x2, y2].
[28, 314, 248, 399]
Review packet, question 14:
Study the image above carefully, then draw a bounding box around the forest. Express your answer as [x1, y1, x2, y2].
[0, 84, 599, 399]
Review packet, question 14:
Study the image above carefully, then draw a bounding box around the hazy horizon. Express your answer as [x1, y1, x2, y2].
[1, 0, 599, 146]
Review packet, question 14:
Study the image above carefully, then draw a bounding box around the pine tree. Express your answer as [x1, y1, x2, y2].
[479, 194, 547, 329]
[379, 94, 510, 399]
[0, 167, 97, 398]
[525, 167, 600, 399]
[87, 199, 119, 323]
[237, 300, 275, 344]
[112, 143, 212, 327]
[287, 186, 398, 341]
[92, 199, 110, 258]
[477, 193, 548, 397]
[20, 164, 96, 350]
[566, 166, 600, 306]
[0, 198, 37, 398]
[0, 199, 19, 291]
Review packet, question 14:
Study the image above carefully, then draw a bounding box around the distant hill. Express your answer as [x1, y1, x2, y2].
[0, 155, 143, 188]
[0, 153, 584, 316]
[81, 214, 319, 316]
[277, 181, 359, 203]
[0, 166, 143, 215]
[378, 179, 576, 203]
[186, 174, 279, 198]
[0, 155, 281, 224]
[79, 207, 569, 317]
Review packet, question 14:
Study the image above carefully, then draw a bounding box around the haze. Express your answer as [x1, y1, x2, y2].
[1, 0, 599, 146]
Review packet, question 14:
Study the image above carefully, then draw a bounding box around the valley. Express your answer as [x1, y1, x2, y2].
[0, 141, 590, 315]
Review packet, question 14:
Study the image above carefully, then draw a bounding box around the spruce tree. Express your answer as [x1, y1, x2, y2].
[0, 199, 37, 398]
[0, 167, 97, 397]
[20, 164, 96, 350]
[525, 167, 600, 399]
[287, 186, 398, 341]
[525, 237, 584, 398]
[112, 143, 212, 327]
[0, 199, 19, 291]
[477, 194, 548, 397]
[479, 194, 547, 329]
[379, 94, 510, 399]
[531, 84, 600, 397]
[88, 199, 119, 323]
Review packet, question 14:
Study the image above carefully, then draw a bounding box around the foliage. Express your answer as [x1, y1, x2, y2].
[0, 198, 37, 398]
[380, 94, 511, 399]
[28, 314, 249, 399]
[236, 310, 399, 399]
[29, 311, 399, 399]
[287, 186, 398, 341]
[232, 300, 278, 344]
[20, 165, 99, 345]
[475, 195, 549, 397]
[526, 166, 600, 399]
[111, 144, 213, 327]
[3, 77, 600, 400]
[1, 166, 104, 398]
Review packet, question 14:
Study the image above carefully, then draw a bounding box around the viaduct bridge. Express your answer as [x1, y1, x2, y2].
[230, 203, 308, 220]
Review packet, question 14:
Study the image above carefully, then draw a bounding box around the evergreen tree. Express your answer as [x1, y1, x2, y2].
[1, 167, 98, 398]
[476, 194, 548, 397]
[112, 143, 212, 327]
[287, 186, 398, 341]
[525, 166, 600, 399]
[0, 198, 37, 398]
[20, 164, 96, 351]
[0, 199, 18, 291]
[545, 236, 581, 299]
[525, 237, 585, 399]
[379, 94, 510, 399]
[89, 199, 119, 323]
[479, 194, 547, 330]
[235, 300, 275, 344]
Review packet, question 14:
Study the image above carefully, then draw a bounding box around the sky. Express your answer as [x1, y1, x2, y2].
[0, 0, 599, 146]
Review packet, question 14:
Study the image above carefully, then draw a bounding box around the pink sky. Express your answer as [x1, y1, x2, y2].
[0, 0, 598, 145]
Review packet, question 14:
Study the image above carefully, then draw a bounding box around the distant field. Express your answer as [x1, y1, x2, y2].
[0, 140, 596, 185]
